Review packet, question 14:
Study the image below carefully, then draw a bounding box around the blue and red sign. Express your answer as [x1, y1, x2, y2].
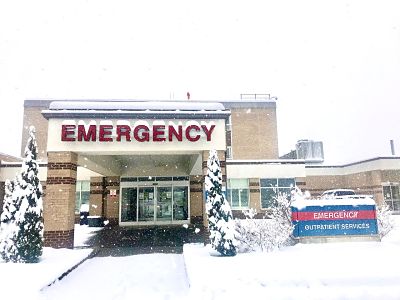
[291, 203, 378, 237]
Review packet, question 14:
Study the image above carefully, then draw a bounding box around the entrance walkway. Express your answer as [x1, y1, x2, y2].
[84, 225, 206, 256]
[41, 253, 189, 300]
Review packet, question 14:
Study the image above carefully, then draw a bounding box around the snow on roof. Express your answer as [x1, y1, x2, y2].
[292, 197, 376, 209]
[49, 101, 226, 111]
[0, 152, 23, 162]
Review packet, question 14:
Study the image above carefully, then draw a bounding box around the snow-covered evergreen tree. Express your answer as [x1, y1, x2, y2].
[0, 126, 44, 262]
[205, 150, 237, 256]
[0, 179, 19, 261]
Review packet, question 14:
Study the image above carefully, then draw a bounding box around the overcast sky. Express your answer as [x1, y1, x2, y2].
[1, 0, 399, 164]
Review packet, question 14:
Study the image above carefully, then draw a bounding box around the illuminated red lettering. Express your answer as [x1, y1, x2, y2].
[99, 125, 113, 142]
[201, 124, 215, 141]
[186, 125, 201, 142]
[168, 125, 183, 141]
[116, 125, 131, 142]
[77, 125, 97, 141]
[153, 125, 166, 142]
[61, 125, 76, 141]
[134, 125, 150, 142]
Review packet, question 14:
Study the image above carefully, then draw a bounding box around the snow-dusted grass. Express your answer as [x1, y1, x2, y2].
[184, 215, 400, 300]
[0, 247, 92, 299]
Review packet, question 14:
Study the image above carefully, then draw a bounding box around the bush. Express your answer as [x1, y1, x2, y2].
[376, 202, 394, 238]
[235, 191, 298, 253]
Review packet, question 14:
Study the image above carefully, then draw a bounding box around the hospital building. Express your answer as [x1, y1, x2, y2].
[0, 96, 399, 248]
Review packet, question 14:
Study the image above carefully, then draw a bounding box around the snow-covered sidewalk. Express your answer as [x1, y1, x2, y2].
[0, 247, 92, 299]
[41, 253, 188, 300]
[0, 224, 98, 299]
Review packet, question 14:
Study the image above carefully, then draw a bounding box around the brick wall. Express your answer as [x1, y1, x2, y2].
[104, 176, 120, 224]
[230, 107, 278, 159]
[90, 177, 105, 217]
[190, 175, 203, 225]
[21, 105, 49, 160]
[44, 151, 77, 248]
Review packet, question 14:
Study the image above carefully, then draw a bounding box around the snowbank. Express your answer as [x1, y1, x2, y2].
[0, 247, 92, 299]
[184, 215, 400, 300]
[292, 196, 376, 210]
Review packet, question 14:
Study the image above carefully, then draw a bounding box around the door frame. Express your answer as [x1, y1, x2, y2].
[119, 177, 190, 226]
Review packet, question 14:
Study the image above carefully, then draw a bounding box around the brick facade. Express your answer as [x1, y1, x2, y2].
[190, 175, 203, 225]
[44, 229, 74, 248]
[44, 151, 78, 248]
[21, 103, 49, 160]
[89, 177, 105, 217]
[230, 107, 279, 159]
[104, 176, 120, 225]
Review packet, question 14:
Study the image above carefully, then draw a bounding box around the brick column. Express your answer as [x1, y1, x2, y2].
[44, 152, 77, 248]
[89, 177, 105, 217]
[104, 176, 120, 225]
[189, 175, 204, 225]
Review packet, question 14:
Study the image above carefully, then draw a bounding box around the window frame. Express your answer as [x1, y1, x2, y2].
[75, 180, 90, 213]
[382, 183, 400, 211]
[227, 178, 250, 209]
[259, 178, 295, 209]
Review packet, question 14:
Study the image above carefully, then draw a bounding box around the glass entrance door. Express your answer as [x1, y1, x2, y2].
[120, 176, 190, 225]
[173, 186, 188, 220]
[138, 187, 155, 221]
[121, 188, 137, 222]
[156, 186, 173, 221]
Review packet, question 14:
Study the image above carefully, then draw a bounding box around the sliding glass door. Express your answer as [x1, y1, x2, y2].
[138, 187, 155, 221]
[120, 177, 190, 225]
[156, 186, 173, 221]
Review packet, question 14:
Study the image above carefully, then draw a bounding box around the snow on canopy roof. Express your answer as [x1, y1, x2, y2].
[292, 197, 376, 209]
[49, 101, 226, 111]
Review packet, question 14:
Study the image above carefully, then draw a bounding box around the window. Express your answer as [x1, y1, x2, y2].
[227, 179, 249, 209]
[76, 181, 90, 213]
[383, 183, 400, 211]
[260, 178, 295, 209]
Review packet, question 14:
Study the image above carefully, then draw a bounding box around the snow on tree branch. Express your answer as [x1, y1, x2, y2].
[205, 150, 237, 256]
[0, 126, 44, 263]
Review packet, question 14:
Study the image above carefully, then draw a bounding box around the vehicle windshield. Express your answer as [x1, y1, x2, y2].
[335, 190, 355, 196]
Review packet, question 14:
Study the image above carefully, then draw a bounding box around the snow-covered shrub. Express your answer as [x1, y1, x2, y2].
[376, 202, 393, 238]
[205, 150, 237, 256]
[235, 209, 277, 252]
[0, 126, 43, 263]
[235, 187, 306, 252]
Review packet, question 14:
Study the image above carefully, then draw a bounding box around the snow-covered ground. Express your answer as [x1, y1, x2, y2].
[0, 224, 97, 299]
[0, 247, 92, 300]
[185, 216, 400, 300]
[74, 224, 103, 247]
[41, 254, 188, 300]
[1, 217, 400, 300]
